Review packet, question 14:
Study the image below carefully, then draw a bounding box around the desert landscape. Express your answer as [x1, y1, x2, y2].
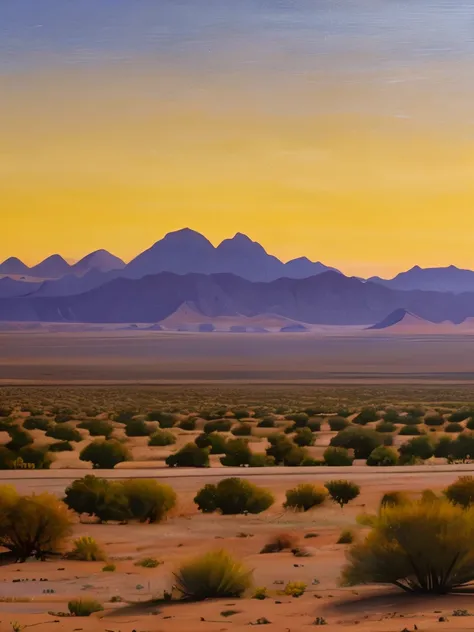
[2, 384, 474, 631]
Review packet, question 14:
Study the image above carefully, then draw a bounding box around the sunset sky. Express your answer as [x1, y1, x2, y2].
[2, 1, 474, 277]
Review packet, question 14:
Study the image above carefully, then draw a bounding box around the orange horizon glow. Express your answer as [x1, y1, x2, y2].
[2, 56, 474, 278]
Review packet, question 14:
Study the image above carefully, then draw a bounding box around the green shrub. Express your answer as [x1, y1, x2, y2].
[342, 499, 474, 593]
[266, 434, 294, 464]
[337, 408, 352, 418]
[0, 492, 73, 561]
[174, 550, 252, 600]
[449, 410, 472, 423]
[102, 563, 116, 572]
[231, 423, 253, 437]
[307, 419, 321, 432]
[292, 427, 314, 447]
[328, 416, 349, 431]
[0, 447, 15, 469]
[125, 418, 152, 437]
[166, 443, 210, 468]
[23, 417, 51, 431]
[301, 457, 325, 466]
[284, 483, 327, 511]
[147, 411, 176, 427]
[46, 423, 82, 442]
[399, 425, 424, 436]
[445, 422, 463, 433]
[445, 476, 474, 508]
[330, 427, 382, 459]
[402, 414, 423, 426]
[48, 441, 74, 452]
[257, 417, 276, 428]
[325, 480, 360, 508]
[78, 419, 114, 438]
[148, 430, 176, 446]
[68, 598, 104, 616]
[233, 409, 250, 420]
[282, 445, 308, 466]
[195, 432, 227, 454]
[55, 413, 74, 423]
[194, 478, 274, 515]
[6, 428, 33, 451]
[375, 421, 396, 433]
[337, 529, 354, 544]
[285, 412, 309, 427]
[135, 557, 162, 568]
[383, 409, 401, 423]
[353, 408, 379, 425]
[323, 446, 353, 466]
[80, 440, 132, 469]
[249, 453, 275, 467]
[252, 587, 268, 600]
[424, 414, 445, 427]
[366, 446, 398, 467]
[63, 475, 129, 523]
[449, 433, 474, 460]
[179, 417, 197, 431]
[398, 436, 434, 461]
[220, 438, 252, 466]
[68, 536, 106, 561]
[18, 446, 53, 469]
[122, 479, 176, 523]
[114, 411, 137, 424]
[203, 419, 232, 434]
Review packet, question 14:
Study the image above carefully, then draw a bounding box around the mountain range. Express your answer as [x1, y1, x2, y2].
[3, 228, 474, 326]
[4, 269, 474, 326]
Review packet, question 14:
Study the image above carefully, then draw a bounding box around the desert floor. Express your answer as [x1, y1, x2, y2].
[2, 468, 474, 632]
[3, 330, 474, 383]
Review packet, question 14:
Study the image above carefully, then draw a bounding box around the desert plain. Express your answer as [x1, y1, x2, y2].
[2, 331, 474, 631]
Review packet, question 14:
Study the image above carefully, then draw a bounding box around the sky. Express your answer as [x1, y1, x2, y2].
[2, 0, 474, 277]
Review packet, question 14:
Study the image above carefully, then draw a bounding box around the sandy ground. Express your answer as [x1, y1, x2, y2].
[3, 331, 474, 383]
[1, 469, 474, 632]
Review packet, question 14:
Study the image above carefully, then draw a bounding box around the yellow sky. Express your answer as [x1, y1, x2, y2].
[2, 59, 474, 277]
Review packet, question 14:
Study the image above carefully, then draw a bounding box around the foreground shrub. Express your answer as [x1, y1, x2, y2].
[284, 483, 327, 511]
[231, 423, 253, 437]
[68, 536, 106, 561]
[342, 499, 474, 593]
[78, 419, 114, 438]
[194, 478, 274, 515]
[366, 446, 398, 467]
[63, 475, 129, 522]
[449, 410, 472, 423]
[284, 581, 306, 597]
[148, 430, 176, 446]
[375, 421, 396, 434]
[282, 445, 308, 466]
[380, 490, 411, 509]
[257, 416, 276, 428]
[330, 427, 382, 459]
[0, 492, 73, 561]
[122, 479, 176, 523]
[68, 598, 104, 616]
[260, 532, 298, 553]
[80, 440, 132, 469]
[174, 549, 252, 600]
[444, 476, 474, 508]
[323, 446, 353, 466]
[337, 529, 354, 544]
[399, 425, 424, 436]
[179, 417, 196, 431]
[166, 443, 209, 468]
[325, 480, 360, 508]
[434, 436, 455, 458]
[135, 557, 162, 568]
